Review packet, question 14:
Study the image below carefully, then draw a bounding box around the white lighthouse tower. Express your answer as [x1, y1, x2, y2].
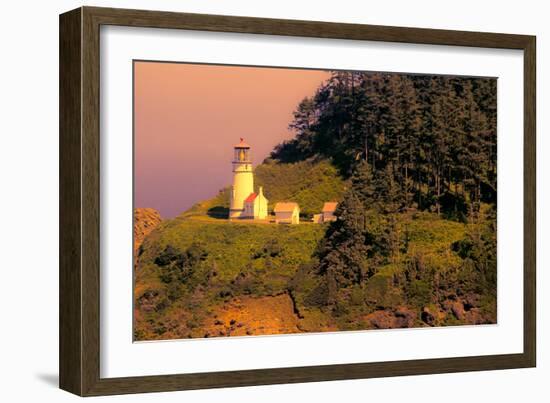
[229, 138, 254, 219]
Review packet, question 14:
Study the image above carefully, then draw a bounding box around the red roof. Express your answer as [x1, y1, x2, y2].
[244, 193, 257, 203]
[322, 202, 338, 212]
[274, 202, 299, 212]
[234, 137, 250, 148]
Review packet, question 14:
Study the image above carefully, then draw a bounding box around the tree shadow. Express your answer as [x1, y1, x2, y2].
[207, 206, 229, 219]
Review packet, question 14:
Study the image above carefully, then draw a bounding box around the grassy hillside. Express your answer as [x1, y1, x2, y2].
[137, 219, 326, 284]
[255, 158, 347, 216]
[134, 218, 326, 340]
[134, 154, 495, 340]
[134, 206, 495, 339]
[180, 158, 347, 219]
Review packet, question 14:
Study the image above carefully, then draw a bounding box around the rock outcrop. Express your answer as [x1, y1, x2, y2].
[202, 294, 301, 337]
[364, 306, 416, 329]
[134, 208, 162, 257]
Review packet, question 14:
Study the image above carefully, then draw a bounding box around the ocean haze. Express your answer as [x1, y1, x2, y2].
[134, 61, 329, 218]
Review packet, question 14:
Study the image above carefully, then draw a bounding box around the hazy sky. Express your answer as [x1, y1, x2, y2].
[134, 61, 330, 218]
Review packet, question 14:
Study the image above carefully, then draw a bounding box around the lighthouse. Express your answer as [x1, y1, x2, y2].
[229, 138, 255, 219]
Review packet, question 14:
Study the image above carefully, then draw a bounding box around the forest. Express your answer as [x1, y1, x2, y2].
[272, 71, 497, 214]
[274, 71, 497, 324]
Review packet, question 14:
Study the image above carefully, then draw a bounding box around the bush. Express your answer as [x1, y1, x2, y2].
[154, 245, 180, 266]
[253, 239, 283, 259]
[364, 273, 403, 308]
[407, 280, 432, 308]
[304, 279, 329, 307]
[349, 284, 365, 306]
[154, 243, 208, 285]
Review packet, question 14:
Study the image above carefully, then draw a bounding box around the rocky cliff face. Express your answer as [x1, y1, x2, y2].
[134, 208, 162, 257]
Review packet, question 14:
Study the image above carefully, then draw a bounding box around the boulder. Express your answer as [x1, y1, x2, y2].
[451, 301, 465, 320]
[365, 307, 416, 329]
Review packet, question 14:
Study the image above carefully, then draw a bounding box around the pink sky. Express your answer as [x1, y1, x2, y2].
[134, 62, 329, 218]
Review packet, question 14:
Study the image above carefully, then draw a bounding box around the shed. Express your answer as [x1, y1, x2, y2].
[273, 202, 300, 224]
[242, 186, 269, 219]
[322, 202, 338, 222]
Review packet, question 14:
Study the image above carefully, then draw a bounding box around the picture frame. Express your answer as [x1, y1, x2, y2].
[59, 6, 536, 396]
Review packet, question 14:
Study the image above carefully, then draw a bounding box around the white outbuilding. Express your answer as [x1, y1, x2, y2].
[322, 202, 338, 222]
[274, 202, 300, 224]
[312, 213, 323, 224]
[241, 186, 269, 220]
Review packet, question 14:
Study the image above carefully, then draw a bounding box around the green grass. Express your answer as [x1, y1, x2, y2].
[178, 188, 231, 219]
[137, 218, 326, 287]
[134, 217, 328, 340]
[255, 158, 348, 216]
[407, 211, 466, 255]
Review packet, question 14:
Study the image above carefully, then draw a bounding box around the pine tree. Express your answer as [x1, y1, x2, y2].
[271, 71, 497, 216]
[372, 163, 405, 214]
[316, 190, 372, 291]
[288, 97, 317, 157]
[350, 159, 375, 205]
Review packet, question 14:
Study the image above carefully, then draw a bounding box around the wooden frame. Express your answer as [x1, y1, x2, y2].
[59, 6, 536, 396]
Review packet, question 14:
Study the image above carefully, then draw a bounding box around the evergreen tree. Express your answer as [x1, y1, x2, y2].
[316, 190, 372, 292]
[271, 71, 497, 217]
[350, 159, 375, 205]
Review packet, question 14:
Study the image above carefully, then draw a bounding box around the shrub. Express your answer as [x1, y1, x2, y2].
[364, 273, 405, 309]
[304, 279, 329, 307]
[154, 243, 209, 285]
[253, 239, 283, 259]
[154, 245, 180, 266]
[407, 280, 432, 308]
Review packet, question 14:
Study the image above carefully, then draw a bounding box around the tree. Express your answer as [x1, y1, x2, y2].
[372, 163, 406, 214]
[270, 71, 497, 216]
[316, 190, 372, 300]
[350, 159, 375, 205]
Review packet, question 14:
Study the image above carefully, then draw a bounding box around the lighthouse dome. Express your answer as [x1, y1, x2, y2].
[234, 138, 251, 149]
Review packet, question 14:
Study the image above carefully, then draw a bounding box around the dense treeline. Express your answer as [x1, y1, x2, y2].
[271, 71, 497, 217]
[311, 161, 497, 308]
[281, 71, 497, 322]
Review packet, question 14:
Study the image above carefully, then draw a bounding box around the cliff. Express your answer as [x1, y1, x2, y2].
[133, 208, 162, 256]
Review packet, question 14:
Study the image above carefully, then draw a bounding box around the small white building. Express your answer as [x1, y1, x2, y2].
[322, 202, 338, 222]
[241, 186, 269, 219]
[274, 202, 300, 224]
[312, 213, 323, 224]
